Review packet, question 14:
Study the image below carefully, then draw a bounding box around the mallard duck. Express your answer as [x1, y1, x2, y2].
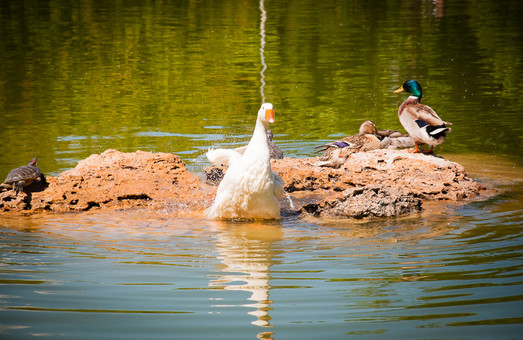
[266, 129, 284, 159]
[393, 80, 452, 153]
[315, 121, 382, 168]
[380, 134, 415, 149]
[358, 120, 414, 150]
[206, 103, 284, 220]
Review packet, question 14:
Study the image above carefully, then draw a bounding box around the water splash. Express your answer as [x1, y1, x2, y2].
[259, 0, 267, 103]
[285, 191, 296, 210]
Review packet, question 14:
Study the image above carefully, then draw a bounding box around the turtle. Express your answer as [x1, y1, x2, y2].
[1, 158, 42, 194]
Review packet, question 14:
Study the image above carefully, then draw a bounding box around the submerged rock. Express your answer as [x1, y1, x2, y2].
[302, 186, 422, 218]
[1, 148, 489, 219]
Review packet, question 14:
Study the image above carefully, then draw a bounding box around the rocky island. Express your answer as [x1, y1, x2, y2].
[0, 149, 489, 219]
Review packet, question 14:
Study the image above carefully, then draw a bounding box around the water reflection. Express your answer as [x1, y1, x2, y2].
[209, 221, 283, 337]
[2, 0, 523, 176]
[0, 177, 522, 338]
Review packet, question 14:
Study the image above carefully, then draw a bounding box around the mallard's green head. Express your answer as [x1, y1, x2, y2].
[393, 80, 423, 100]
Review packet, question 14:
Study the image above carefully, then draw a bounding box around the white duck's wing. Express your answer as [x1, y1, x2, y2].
[206, 148, 242, 167]
[207, 160, 248, 218]
[233, 145, 248, 154]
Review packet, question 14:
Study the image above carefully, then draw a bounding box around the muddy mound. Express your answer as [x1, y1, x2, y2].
[1, 149, 489, 219]
[1, 149, 215, 217]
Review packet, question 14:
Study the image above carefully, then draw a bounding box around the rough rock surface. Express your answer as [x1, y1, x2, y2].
[269, 149, 488, 218]
[302, 186, 422, 218]
[271, 149, 485, 200]
[1, 149, 215, 217]
[1, 149, 489, 219]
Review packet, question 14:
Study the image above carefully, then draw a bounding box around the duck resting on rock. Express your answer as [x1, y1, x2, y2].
[363, 120, 414, 150]
[315, 121, 382, 168]
[206, 103, 284, 220]
[393, 80, 452, 153]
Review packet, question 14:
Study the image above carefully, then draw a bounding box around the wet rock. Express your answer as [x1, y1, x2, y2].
[0, 190, 31, 211]
[6, 149, 215, 217]
[302, 186, 422, 218]
[1, 148, 489, 219]
[0, 175, 49, 211]
[270, 149, 487, 218]
[271, 149, 486, 201]
[204, 165, 226, 186]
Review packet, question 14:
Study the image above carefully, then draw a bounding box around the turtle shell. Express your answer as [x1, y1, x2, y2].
[4, 158, 41, 184]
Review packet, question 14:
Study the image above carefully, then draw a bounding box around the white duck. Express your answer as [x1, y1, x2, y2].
[206, 103, 284, 220]
[207, 129, 283, 165]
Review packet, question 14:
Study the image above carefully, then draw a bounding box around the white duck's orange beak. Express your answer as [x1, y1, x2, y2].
[265, 109, 275, 123]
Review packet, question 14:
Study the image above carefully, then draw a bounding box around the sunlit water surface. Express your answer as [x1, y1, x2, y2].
[1, 0, 523, 338]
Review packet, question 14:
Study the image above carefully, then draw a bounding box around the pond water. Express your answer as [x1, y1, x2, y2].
[1, 0, 522, 339]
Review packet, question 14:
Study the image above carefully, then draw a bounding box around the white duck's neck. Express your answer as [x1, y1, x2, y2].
[245, 116, 270, 160]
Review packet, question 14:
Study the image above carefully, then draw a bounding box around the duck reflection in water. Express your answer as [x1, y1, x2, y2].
[209, 221, 283, 337]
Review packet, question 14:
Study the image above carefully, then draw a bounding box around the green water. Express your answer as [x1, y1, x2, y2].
[1, 0, 522, 174]
[1, 0, 522, 339]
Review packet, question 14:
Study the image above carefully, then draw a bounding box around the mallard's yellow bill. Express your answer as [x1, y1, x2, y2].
[393, 85, 405, 93]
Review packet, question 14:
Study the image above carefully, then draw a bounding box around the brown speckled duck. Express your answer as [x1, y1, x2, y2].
[315, 121, 382, 168]
[364, 121, 414, 150]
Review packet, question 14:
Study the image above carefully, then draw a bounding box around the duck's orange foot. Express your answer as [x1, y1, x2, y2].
[408, 142, 423, 153]
[409, 143, 434, 154]
[422, 145, 435, 154]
